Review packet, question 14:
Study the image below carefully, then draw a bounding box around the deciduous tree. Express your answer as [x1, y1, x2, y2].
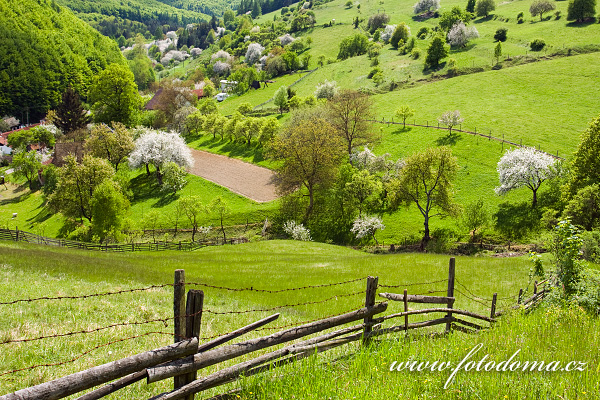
[566, 114, 600, 197]
[530, 0, 556, 20]
[495, 147, 558, 207]
[90, 180, 129, 243]
[395, 105, 415, 128]
[11, 150, 42, 188]
[327, 89, 377, 157]
[179, 196, 205, 242]
[425, 36, 448, 69]
[269, 108, 346, 222]
[567, 0, 596, 22]
[89, 64, 141, 126]
[388, 146, 460, 246]
[438, 110, 464, 134]
[475, 0, 496, 17]
[85, 123, 134, 170]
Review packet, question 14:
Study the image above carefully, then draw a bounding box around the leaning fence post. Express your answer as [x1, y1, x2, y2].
[183, 289, 204, 400]
[490, 293, 497, 320]
[363, 276, 379, 344]
[445, 258, 455, 333]
[533, 281, 538, 295]
[403, 289, 408, 334]
[518, 288, 523, 304]
[174, 269, 187, 389]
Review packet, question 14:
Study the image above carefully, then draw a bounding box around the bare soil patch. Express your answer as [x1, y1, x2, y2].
[188, 149, 280, 203]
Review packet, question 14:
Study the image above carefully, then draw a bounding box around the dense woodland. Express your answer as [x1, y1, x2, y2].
[0, 0, 125, 120]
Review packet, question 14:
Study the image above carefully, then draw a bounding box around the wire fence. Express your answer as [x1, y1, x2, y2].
[0, 273, 534, 381]
[367, 118, 564, 161]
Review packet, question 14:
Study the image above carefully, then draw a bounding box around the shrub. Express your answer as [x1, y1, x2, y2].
[367, 13, 390, 33]
[390, 23, 411, 48]
[411, 48, 421, 59]
[283, 220, 312, 241]
[475, 0, 496, 17]
[368, 67, 382, 78]
[416, 26, 430, 39]
[351, 215, 385, 244]
[413, 0, 441, 14]
[314, 80, 339, 99]
[337, 33, 369, 59]
[494, 27, 508, 42]
[530, 38, 546, 51]
[380, 25, 396, 43]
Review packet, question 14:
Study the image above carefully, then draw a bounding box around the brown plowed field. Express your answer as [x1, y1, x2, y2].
[188, 149, 280, 203]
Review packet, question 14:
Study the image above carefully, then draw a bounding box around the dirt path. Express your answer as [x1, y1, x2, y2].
[188, 149, 280, 203]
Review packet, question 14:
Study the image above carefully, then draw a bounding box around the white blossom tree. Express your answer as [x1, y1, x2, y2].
[129, 129, 193, 185]
[283, 220, 312, 241]
[279, 34, 295, 46]
[211, 50, 233, 63]
[414, 0, 441, 14]
[438, 110, 464, 134]
[350, 146, 391, 174]
[314, 80, 339, 99]
[447, 21, 479, 48]
[380, 25, 396, 43]
[495, 147, 558, 207]
[213, 61, 231, 76]
[190, 48, 203, 58]
[245, 43, 265, 66]
[351, 215, 385, 244]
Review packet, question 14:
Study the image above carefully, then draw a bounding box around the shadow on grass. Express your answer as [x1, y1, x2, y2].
[130, 172, 180, 209]
[473, 15, 494, 24]
[566, 18, 597, 27]
[27, 204, 53, 224]
[392, 126, 413, 135]
[493, 201, 541, 242]
[436, 132, 462, 146]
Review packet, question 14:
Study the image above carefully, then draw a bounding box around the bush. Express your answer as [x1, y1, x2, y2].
[411, 48, 421, 59]
[314, 80, 338, 99]
[494, 27, 508, 42]
[517, 16, 524, 23]
[337, 33, 369, 60]
[416, 26, 429, 39]
[530, 38, 546, 51]
[368, 67, 382, 79]
[367, 13, 390, 33]
[283, 220, 312, 241]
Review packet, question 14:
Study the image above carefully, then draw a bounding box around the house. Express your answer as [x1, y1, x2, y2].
[145, 84, 207, 111]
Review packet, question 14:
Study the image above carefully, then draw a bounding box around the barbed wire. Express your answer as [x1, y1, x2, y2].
[454, 279, 520, 302]
[454, 289, 492, 309]
[202, 290, 364, 315]
[0, 331, 174, 377]
[0, 284, 173, 306]
[378, 279, 448, 289]
[186, 277, 367, 293]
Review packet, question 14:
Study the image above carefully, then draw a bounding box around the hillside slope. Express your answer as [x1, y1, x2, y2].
[0, 0, 126, 120]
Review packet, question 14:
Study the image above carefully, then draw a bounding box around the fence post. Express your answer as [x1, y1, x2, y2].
[533, 281, 538, 295]
[174, 269, 187, 389]
[490, 293, 497, 319]
[445, 258, 455, 333]
[15, 227, 19, 242]
[182, 289, 204, 400]
[518, 288, 523, 304]
[363, 276, 379, 344]
[403, 289, 408, 334]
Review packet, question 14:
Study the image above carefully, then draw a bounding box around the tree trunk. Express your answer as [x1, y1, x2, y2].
[304, 186, 314, 224]
[145, 163, 150, 176]
[191, 225, 196, 242]
[532, 188, 538, 207]
[220, 215, 226, 242]
[421, 215, 430, 250]
[156, 165, 163, 185]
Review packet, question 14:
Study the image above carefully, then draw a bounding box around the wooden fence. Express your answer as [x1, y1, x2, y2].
[0, 228, 251, 253]
[0, 257, 546, 400]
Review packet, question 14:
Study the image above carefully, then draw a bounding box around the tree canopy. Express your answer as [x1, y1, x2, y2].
[89, 64, 141, 126]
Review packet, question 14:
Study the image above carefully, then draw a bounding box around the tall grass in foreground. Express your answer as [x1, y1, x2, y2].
[240, 306, 600, 399]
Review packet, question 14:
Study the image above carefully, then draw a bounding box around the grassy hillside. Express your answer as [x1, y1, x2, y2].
[1, 241, 597, 399]
[0, 0, 126, 120]
[0, 170, 277, 239]
[0, 240, 531, 395]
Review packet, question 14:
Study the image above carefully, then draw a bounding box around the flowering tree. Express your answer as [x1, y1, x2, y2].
[447, 21, 479, 47]
[283, 221, 312, 241]
[245, 43, 265, 66]
[350, 146, 392, 174]
[380, 25, 396, 43]
[495, 147, 558, 207]
[351, 215, 385, 244]
[414, 0, 441, 14]
[211, 50, 233, 63]
[129, 129, 193, 185]
[314, 80, 338, 99]
[438, 110, 464, 134]
[213, 61, 231, 76]
[279, 34, 295, 46]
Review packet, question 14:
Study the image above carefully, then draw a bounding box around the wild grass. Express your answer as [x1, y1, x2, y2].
[0, 240, 534, 397]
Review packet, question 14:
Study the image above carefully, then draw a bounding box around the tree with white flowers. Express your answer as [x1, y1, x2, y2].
[438, 110, 464, 134]
[129, 129, 193, 185]
[495, 147, 558, 207]
[351, 215, 385, 244]
[447, 21, 479, 48]
[245, 43, 265, 66]
[283, 220, 312, 241]
[414, 0, 441, 14]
